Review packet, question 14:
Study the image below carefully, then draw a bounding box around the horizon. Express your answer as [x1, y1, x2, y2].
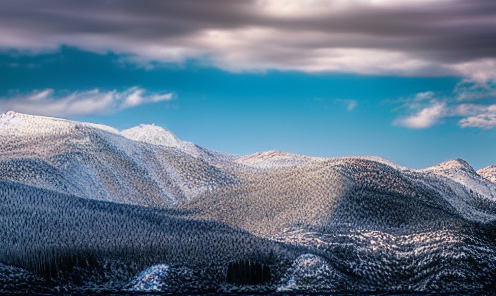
[1, 110, 493, 171]
[1, 0, 495, 170]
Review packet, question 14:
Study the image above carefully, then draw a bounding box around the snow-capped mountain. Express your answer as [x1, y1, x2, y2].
[478, 164, 496, 184]
[1, 111, 496, 294]
[0, 111, 238, 207]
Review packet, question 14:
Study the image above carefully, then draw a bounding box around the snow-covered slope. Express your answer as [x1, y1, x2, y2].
[0, 111, 120, 137]
[478, 164, 496, 184]
[429, 159, 496, 201]
[1, 111, 496, 293]
[0, 111, 238, 207]
[2, 111, 495, 225]
[235, 150, 322, 169]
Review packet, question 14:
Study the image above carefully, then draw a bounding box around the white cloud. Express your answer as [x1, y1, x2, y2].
[459, 113, 496, 129]
[0, 87, 174, 117]
[122, 88, 145, 108]
[394, 84, 496, 129]
[413, 91, 435, 101]
[335, 99, 358, 111]
[451, 59, 496, 86]
[395, 102, 446, 129]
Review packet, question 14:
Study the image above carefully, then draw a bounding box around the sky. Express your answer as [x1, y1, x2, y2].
[0, 0, 495, 169]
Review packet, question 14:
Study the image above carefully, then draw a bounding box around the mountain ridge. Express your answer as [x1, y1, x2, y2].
[1, 112, 496, 293]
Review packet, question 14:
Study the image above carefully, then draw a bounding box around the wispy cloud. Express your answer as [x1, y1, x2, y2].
[0, 87, 174, 117]
[0, 0, 495, 82]
[455, 81, 496, 101]
[393, 83, 496, 129]
[459, 113, 496, 129]
[334, 99, 358, 111]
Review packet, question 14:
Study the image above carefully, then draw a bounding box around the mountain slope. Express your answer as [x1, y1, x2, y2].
[0, 179, 292, 291]
[1, 111, 496, 293]
[478, 164, 496, 184]
[0, 111, 239, 207]
[186, 157, 496, 236]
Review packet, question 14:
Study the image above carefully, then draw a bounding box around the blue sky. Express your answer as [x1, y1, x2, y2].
[1, 1, 495, 169]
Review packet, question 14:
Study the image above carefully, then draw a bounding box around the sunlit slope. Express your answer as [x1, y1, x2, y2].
[0, 111, 238, 207]
[478, 163, 496, 184]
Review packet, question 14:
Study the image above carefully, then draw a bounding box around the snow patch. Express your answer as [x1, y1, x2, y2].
[131, 264, 171, 292]
[277, 254, 342, 292]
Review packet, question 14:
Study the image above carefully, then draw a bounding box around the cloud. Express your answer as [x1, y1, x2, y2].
[334, 99, 358, 111]
[459, 113, 496, 129]
[0, 87, 174, 117]
[455, 80, 496, 101]
[394, 84, 496, 129]
[394, 102, 446, 129]
[0, 0, 494, 81]
[413, 91, 435, 101]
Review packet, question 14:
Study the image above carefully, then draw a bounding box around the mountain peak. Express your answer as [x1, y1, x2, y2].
[2, 110, 18, 116]
[477, 164, 496, 184]
[426, 158, 476, 174]
[120, 124, 182, 147]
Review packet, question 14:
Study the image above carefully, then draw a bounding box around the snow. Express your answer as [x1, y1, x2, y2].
[423, 158, 496, 203]
[235, 150, 322, 168]
[130, 264, 171, 292]
[478, 164, 496, 184]
[0, 111, 120, 137]
[121, 124, 181, 148]
[2, 111, 495, 223]
[277, 254, 342, 292]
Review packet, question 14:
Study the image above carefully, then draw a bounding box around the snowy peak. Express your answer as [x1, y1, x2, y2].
[0, 111, 120, 136]
[425, 158, 477, 175]
[121, 124, 181, 148]
[478, 164, 496, 184]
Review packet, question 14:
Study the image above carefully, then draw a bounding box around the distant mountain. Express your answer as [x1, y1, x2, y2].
[0, 111, 238, 207]
[1, 111, 495, 293]
[478, 164, 496, 184]
[235, 150, 322, 168]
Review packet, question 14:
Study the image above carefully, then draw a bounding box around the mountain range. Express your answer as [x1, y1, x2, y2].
[0, 111, 495, 293]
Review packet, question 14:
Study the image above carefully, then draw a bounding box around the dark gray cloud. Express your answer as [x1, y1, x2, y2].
[1, 0, 495, 80]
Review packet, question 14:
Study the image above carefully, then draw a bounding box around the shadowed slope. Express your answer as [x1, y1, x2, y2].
[0, 179, 293, 291]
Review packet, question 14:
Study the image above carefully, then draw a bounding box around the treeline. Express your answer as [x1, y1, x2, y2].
[226, 259, 271, 285]
[0, 180, 291, 284]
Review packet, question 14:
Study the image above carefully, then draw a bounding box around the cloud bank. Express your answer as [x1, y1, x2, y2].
[0, 87, 174, 117]
[0, 0, 495, 81]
